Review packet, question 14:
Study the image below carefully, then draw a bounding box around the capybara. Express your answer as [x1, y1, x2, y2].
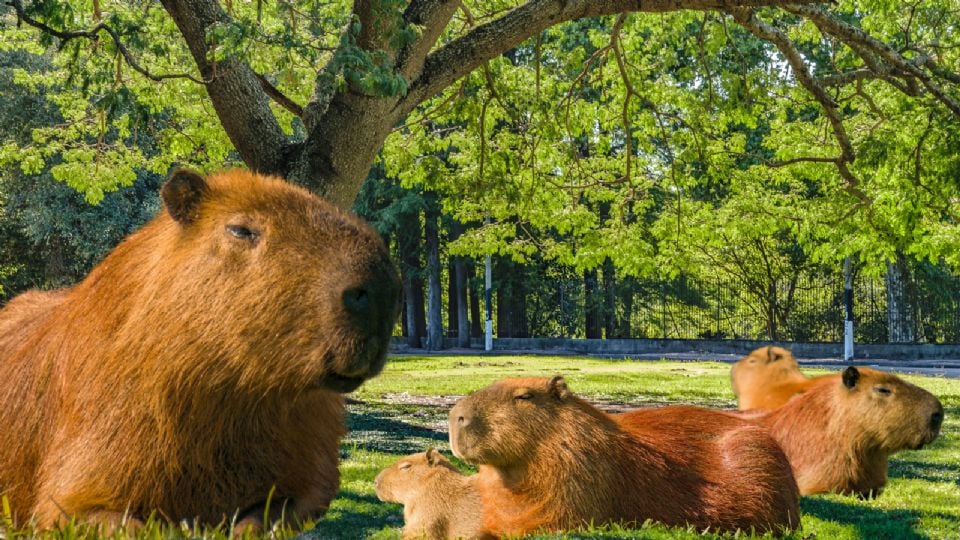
[374, 448, 482, 540]
[753, 366, 944, 497]
[449, 376, 800, 537]
[731, 346, 814, 410]
[0, 169, 401, 530]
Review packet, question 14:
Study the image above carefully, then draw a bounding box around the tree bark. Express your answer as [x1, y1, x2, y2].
[584, 269, 602, 339]
[467, 263, 483, 338]
[425, 210, 444, 349]
[399, 213, 426, 348]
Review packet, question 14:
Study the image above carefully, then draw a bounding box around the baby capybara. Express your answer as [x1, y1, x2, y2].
[753, 366, 944, 497]
[0, 169, 401, 530]
[449, 376, 800, 537]
[731, 346, 813, 410]
[375, 448, 482, 540]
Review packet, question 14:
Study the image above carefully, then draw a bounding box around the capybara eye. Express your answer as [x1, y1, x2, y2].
[400, 463, 412, 470]
[515, 392, 533, 401]
[226, 224, 258, 241]
[874, 386, 892, 396]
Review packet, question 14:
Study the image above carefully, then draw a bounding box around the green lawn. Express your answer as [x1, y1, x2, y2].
[8, 355, 959, 539]
[314, 355, 960, 540]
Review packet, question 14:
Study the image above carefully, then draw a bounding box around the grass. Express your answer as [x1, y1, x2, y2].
[5, 355, 959, 539]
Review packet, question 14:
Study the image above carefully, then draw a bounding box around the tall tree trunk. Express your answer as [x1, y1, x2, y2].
[584, 269, 602, 339]
[495, 257, 529, 338]
[602, 259, 616, 339]
[467, 263, 483, 339]
[425, 211, 444, 350]
[399, 213, 426, 348]
[616, 276, 634, 338]
[886, 253, 918, 343]
[447, 259, 458, 338]
[455, 257, 470, 347]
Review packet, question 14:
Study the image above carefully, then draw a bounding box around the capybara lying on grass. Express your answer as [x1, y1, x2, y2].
[752, 366, 943, 497]
[449, 376, 800, 537]
[375, 448, 481, 539]
[731, 346, 812, 410]
[0, 169, 401, 530]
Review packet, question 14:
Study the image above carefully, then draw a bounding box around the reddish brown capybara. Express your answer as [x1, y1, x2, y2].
[449, 376, 800, 537]
[751, 366, 944, 497]
[731, 346, 815, 410]
[0, 169, 401, 530]
[374, 448, 482, 540]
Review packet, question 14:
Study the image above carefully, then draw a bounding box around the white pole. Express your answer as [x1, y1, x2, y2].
[844, 256, 854, 362]
[484, 253, 493, 351]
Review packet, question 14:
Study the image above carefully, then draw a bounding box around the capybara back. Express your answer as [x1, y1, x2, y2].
[449, 376, 799, 536]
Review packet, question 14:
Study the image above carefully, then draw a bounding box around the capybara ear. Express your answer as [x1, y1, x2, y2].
[548, 376, 571, 400]
[842, 366, 861, 389]
[162, 168, 209, 225]
[767, 347, 777, 362]
[425, 447, 439, 466]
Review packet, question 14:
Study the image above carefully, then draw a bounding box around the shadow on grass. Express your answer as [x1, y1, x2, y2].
[344, 405, 449, 457]
[801, 497, 932, 539]
[294, 490, 400, 540]
[889, 457, 960, 487]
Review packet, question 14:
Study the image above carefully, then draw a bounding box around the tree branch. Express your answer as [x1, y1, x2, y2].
[7, 0, 206, 84]
[729, 7, 871, 204]
[254, 73, 304, 117]
[401, 0, 826, 111]
[785, 3, 960, 119]
[159, 0, 290, 175]
[396, 0, 460, 81]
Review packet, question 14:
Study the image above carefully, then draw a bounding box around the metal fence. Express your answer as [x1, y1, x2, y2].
[628, 272, 960, 344]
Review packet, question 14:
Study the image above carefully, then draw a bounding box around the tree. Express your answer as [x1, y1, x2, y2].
[4, 0, 960, 320]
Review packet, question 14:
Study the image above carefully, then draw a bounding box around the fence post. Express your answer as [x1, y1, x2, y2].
[844, 257, 854, 361]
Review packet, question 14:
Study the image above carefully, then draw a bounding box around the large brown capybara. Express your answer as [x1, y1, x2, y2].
[449, 376, 800, 537]
[0, 169, 401, 530]
[753, 365, 944, 497]
[730, 346, 814, 410]
[374, 448, 482, 540]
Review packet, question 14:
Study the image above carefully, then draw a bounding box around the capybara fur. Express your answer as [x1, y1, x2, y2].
[731, 346, 814, 410]
[375, 448, 481, 540]
[449, 376, 800, 537]
[0, 169, 401, 530]
[753, 366, 944, 497]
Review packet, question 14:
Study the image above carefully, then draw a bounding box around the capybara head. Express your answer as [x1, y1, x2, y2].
[155, 169, 400, 392]
[450, 376, 589, 466]
[730, 346, 800, 398]
[374, 447, 459, 504]
[836, 366, 943, 451]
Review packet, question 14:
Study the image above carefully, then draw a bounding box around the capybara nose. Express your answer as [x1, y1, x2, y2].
[931, 408, 944, 431]
[343, 285, 371, 315]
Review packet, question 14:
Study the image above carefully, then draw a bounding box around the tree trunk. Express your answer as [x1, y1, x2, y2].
[425, 211, 444, 350]
[584, 269, 602, 339]
[467, 263, 483, 338]
[495, 257, 529, 338]
[886, 253, 918, 343]
[616, 276, 634, 338]
[602, 259, 616, 339]
[455, 257, 470, 347]
[399, 213, 425, 348]
[447, 259, 458, 338]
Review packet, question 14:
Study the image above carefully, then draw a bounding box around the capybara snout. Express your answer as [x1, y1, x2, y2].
[931, 406, 944, 432]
